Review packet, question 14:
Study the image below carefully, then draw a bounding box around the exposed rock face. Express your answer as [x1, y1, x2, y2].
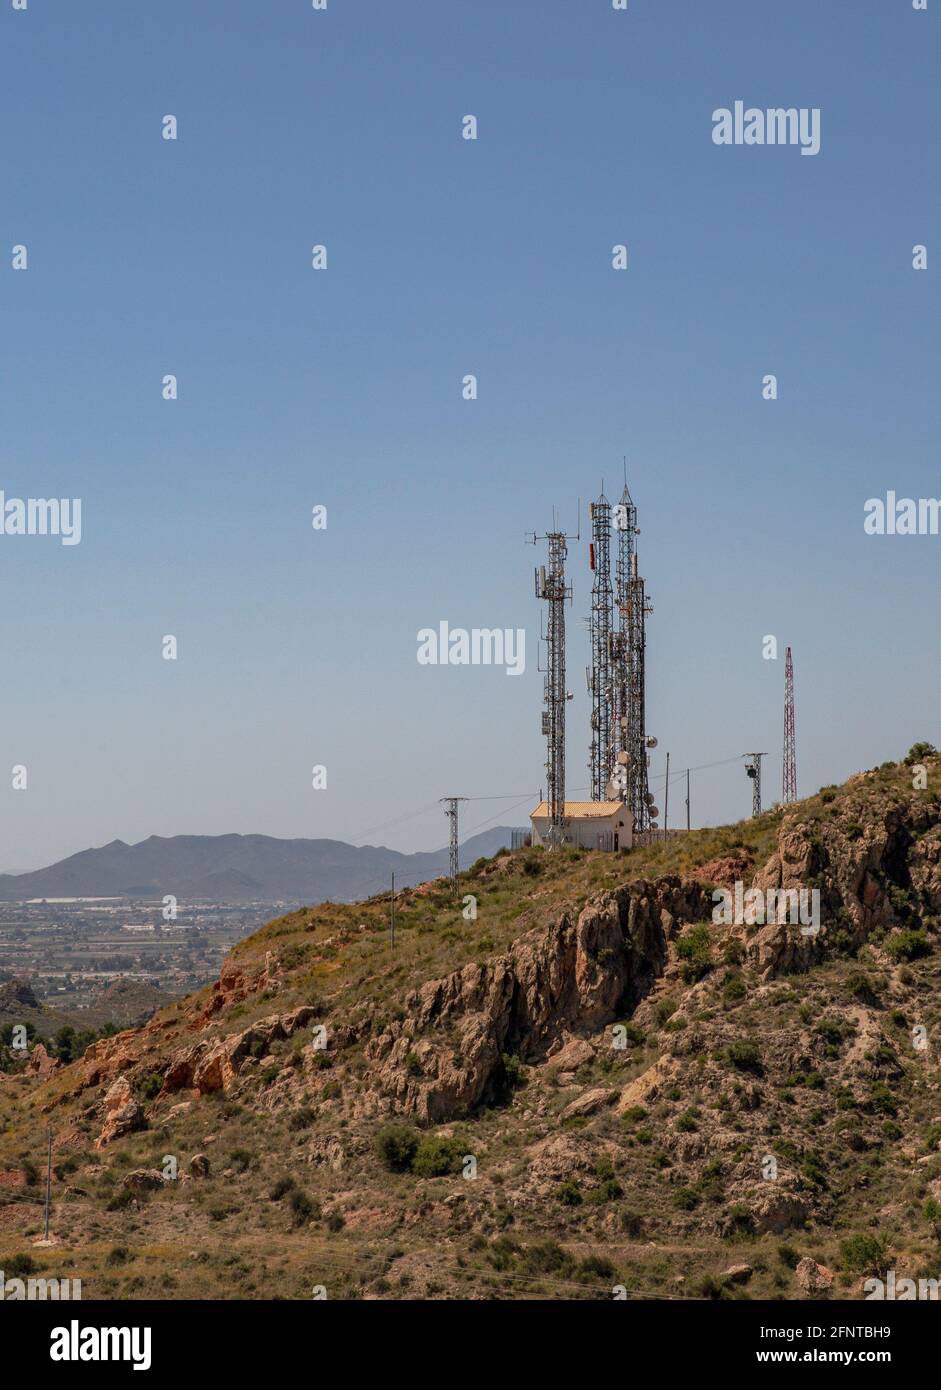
[188, 1153, 210, 1178]
[547, 1036, 595, 1072]
[306, 1135, 345, 1171]
[26, 1043, 60, 1078]
[741, 1187, 809, 1235]
[366, 879, 711, 1122]
[82, 1032, 140, 1090]
[163, 1006, 317, 1098]
[95, 1076, 145, 1149]
[743, 795, 941, 978]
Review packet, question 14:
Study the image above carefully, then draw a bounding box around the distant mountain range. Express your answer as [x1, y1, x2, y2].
[0, 828, 524, 905]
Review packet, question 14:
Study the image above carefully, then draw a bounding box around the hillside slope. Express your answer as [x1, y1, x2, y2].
[2, 754, 940, 1301]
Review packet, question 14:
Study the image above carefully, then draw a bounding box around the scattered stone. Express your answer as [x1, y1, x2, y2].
[122, 1168, 167, 1193]
[561, 1087, 619, 1120]
[795, 1257, 834, 1295]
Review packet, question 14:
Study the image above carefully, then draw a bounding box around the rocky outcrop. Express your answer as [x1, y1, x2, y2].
[366, 879, 711, 1122]
[26, 1043, 60, 1078]
[560, 1087, 618, 1120]
[162, 1006, 317, 1097]
[743, 791, 941, 978]
[95, 1076, 145, 1149]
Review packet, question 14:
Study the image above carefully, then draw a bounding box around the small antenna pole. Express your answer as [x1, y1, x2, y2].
[44, 1126, 52, 1240]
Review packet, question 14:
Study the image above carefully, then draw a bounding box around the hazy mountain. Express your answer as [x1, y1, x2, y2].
[0, 828, 524, 905]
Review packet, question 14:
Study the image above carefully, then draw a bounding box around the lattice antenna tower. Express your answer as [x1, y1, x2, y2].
[744, 752, 767, 818]
[440, 797, 468, 891]
[613, 476, 654, 831]
[530, 512, 577, 847]
[587, 490, 614, 800]
[783, 647, 797, 804]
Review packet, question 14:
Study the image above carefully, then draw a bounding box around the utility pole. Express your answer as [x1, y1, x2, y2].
[744, 753, 767, 818]
[663, 751, 670, 836]
[44, 1126, 52, 1240]
[530, 511, 577, 847]
[686, 767, 690, 832]
[783, 646, 797, 804]
[440, 797, 468, 892]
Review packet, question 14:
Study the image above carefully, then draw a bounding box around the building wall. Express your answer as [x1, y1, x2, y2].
[530, 813, 632, 850]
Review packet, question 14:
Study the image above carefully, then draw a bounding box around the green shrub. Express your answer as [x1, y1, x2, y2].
[673, 1187, 699, 1211]
[557, 1179, 583, 1206]
[621, 1105, 648, 1124]
[288, 1188, 318, 1228]
[376, 1124, 419, 1173]
[839, 1232, 889, 1274]
[905, 742, 937, 765]
[727, 1040, 761, 1073]
[411, 1134, 465, 1178]
[677, 924, 714, 983]
[885, 929, 930, 962]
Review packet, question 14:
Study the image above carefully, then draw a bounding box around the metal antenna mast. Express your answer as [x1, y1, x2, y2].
[744, 752, 766, 818]
[531, 515, 576, 847]
[612, 477, 653, 831]
[783, 647, 797, 804]
[628, 553, 653, 829]
[440, 797, 468, 890]
[587, 490, 614, 800]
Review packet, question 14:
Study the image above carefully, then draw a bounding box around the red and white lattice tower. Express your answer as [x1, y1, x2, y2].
[783, 646, 797, 804]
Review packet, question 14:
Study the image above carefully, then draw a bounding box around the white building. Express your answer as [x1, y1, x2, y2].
[529, 800, 633, 851]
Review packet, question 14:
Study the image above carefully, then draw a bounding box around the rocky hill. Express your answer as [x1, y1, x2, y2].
[2, 752, 941, 1300]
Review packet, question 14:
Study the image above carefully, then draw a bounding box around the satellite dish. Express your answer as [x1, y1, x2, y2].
[605, 781, 619, 799]
[649, 820, 659, 830]
[645, 792, 655, 804]
[616, 751, 630, 766]
[646, 736, 658, 749]
[649, 806, 659, 819]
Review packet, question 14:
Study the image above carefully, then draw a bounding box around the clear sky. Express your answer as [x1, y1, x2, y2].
[1, 0, 938, 873]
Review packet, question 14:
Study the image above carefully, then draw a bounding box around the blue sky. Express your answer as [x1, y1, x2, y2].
[0, 0, 938, 872]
